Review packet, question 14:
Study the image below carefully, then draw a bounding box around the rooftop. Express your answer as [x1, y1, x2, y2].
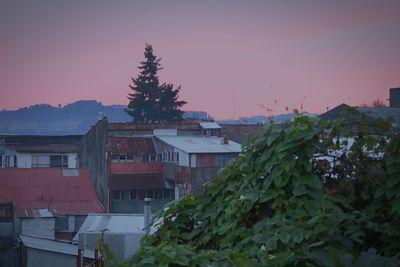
[0, 168, 105, 217]
[0, 135, 81, 153]
[20, 235, 95, 258]
[155, 136, 241, 154]
[107, 136, 156, 156]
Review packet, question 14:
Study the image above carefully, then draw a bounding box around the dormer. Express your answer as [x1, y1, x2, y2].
[199, 122, 222, 137]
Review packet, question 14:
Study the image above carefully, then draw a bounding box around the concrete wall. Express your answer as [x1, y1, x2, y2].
[0, 248, 20, 267]
[79, 118, 108, 208]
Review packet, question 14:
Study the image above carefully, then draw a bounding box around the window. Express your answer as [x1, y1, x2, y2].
[149, 154, 157, 162]
[129, 189, 137, 200]
[137, 189, 145, 200]
[0, 156, 2, 168]
[0, 206, 13, 223]
[155, 189, 163, 199]
[32, 155, 68, 168]
[50, 155, 68, 168]
[127, 155, 133, 161]
[112, 190, 124, 200]
[164, 189, 174, 199]
[172, 152, 179, 163]
[146, 189, 154, 199]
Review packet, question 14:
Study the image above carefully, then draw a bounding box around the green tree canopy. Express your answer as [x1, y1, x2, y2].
[104, 115, 400, 266]
[125, 44, 186, 123]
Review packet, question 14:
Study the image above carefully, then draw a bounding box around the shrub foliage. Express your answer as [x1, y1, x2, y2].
[109, 116, 400, 266]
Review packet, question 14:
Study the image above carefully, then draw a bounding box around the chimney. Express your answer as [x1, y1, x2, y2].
[144, 198, 151, 234]
[221, 134, 229, 145]
[389, 87, 400, 108]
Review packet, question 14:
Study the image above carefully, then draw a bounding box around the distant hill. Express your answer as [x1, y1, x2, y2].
[217, 112, 315, 125]
[0, 101, 315, 135]
[0, 101, 213, 135]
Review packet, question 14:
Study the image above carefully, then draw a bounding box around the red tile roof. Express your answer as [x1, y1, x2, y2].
[0, 168, 105, 217]
[106, 137, 156, 156]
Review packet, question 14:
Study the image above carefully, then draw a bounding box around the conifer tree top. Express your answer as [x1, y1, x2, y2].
[125, 44, 186, 123]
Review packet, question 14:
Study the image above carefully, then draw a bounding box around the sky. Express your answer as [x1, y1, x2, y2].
[0, 0, 399, 119]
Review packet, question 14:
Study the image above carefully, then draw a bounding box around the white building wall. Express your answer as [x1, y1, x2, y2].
[175, 148, 189, 167]
[190, 154, 196, 168]
[16, 153, 32, 168]
[67, 153, 78, 168]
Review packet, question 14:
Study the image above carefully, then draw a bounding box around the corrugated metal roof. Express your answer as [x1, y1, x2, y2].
[108, 122, 200, 130]
[73, 213, 156, 242]
[20, 235, 95, 258]
[356, 107, 400, 127]
[319, 104, 400, 128]
[107, 137, 156, 156]
[0, 168, 105, 217]
[109, 173, 164, 189]
[110, 163, 163, 174]
[199, 122, 221, 129]
[155, 136, 241, 153]
[0, 135, 81, 153]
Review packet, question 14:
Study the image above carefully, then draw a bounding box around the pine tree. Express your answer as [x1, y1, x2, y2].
[125, 44, 186, 123]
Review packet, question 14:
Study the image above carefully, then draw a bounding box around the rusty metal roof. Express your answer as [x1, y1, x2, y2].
[108, 122, 201, 130]
[0, 168, 105, 217]
[0, 135, 81, 153]
[107, 137, 156, 156]
[221, 125, 264, 144]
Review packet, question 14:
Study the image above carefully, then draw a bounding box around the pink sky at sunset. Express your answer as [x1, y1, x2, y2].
[0, 0, 399, 119]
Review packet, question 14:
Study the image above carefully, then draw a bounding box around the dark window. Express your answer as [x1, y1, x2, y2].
[146, 189, 154, 199]
[50, 155, 68, 168]
[0, 156, 2, 168]
[112, 190, 123, 200]
[137, 189, 145, 200]
[142, 155, 149, 162]
[62, 156, 68, 168]
[155, 189, 162, 199]
[111, 155, 119, 160]
[129, 189, 137, 200]
[149, 155, 157, 162]
[50, 155, 62, 167]
[119, 155, 126, 161]
[157, 154, 162, 162]
[164, 189, 173, 199]
[127, 155, 133, 160]
[0, 206, 13, 223]
[14, 155, 17, 167]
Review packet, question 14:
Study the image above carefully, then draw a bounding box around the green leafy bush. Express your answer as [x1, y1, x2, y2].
[110, 116, 400, 266]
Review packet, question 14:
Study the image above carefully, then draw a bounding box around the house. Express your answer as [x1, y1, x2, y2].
[319, 87, 400, 128]
[0, 135, 81, 168]
[81, 119, 243, 214]
[0, 168, 105, 266]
